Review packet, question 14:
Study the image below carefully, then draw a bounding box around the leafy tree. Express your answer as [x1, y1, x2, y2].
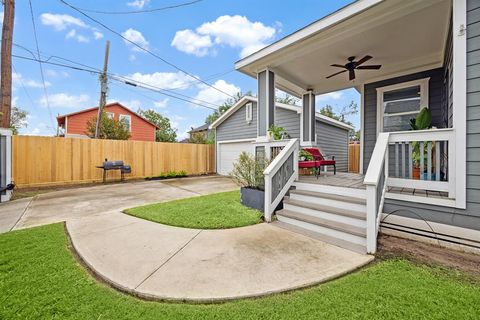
[187, 131, 207, 144]
[86, 112, 130, 140]
[10, 106, 28, 135]
[318, 101, 358, 127]
[205, 91, 251, 125]
[275, 93, 300, 105]
[138, 109, 177, 142]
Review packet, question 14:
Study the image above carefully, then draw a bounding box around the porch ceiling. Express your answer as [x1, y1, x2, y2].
[236, 0, 451, 96]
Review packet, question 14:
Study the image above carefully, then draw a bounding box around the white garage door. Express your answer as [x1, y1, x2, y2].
[218, 141, 253, 176]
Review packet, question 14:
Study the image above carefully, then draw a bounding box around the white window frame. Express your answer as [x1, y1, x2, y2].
[245, 102, 253, 124]
[106, 112, 114, 119]
[119, 114, 132, 131]
[376, 77, 430, 136]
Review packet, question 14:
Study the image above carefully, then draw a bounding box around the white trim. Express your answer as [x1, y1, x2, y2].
[376, 77, 430, 137]
[209, 96, 253, 129]
[315, 113, 354, 131]
[0, 128, 13, 202]
[387, 177, 449, 193]
[235, 0, 383, 69]
[385, 192, 456, 208]
[452, 0, 467, 209]
[245, 102, 253, 124]
[360, 84, 365, 173]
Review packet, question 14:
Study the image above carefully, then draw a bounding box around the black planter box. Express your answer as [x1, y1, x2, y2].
[240, 187, 284, 212]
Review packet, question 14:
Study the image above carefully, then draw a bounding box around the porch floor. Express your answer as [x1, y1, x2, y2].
[298, 172, 366, 189]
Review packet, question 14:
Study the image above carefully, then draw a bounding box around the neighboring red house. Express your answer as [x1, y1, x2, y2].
[56, 102, 159, 142]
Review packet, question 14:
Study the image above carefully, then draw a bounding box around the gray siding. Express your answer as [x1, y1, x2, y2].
[444, 16, 454, 128]
[276, 108, 300, 139]
[382, 0, 480, 232]
[363, 68, 446, 173]
[316, 120, 349, 172]
[216, 102, 257, 141]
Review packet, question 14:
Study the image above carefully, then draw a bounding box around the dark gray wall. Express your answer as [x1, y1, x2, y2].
[316, 120, 349, 172]
[276, 107, 300, 139]
[382, 0, 480, 232]
[363, 67, 446, 174]
[216, 101, 257, 141]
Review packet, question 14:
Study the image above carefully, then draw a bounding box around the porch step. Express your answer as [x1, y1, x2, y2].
[277, 209, 366, 237]
[273, 220, 367, 254]
[289, 189, 366, 212]
[274, 180, 368, 254]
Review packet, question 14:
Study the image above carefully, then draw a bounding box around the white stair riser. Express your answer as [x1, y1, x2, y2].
[289, 193, 366, 212]
[293, 182, 366, 199]
[283, 203, 366, 228]
[277, 216, 367, 246]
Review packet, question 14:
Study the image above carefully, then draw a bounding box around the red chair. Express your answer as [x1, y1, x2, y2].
[302, 147, 336, 176]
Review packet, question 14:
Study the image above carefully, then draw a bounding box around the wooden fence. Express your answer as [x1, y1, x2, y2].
[12, 136, 215, 188]
[348, 143, 360, 173]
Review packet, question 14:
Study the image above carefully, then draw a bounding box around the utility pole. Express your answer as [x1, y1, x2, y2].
[95, 40, 110, 138]
[0, 0, 15, 128]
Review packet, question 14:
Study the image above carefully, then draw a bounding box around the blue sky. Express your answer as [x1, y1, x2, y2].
[9, 0, 359, 138]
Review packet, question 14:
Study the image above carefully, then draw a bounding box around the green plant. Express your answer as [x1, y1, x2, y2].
[410, 107, 432, 167]
[268, 124, 288, 140]
[86, 112, 131, 140]
[299, 149, 314, 161]
[230, 152, 269, 190]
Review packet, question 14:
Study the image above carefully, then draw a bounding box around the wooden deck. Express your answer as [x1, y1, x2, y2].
[298, 172, 366, 189]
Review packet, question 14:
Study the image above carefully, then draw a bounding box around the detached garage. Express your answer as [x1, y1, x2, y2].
[209, 96, 352, 176]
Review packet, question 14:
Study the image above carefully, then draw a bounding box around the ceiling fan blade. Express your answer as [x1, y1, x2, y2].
[357, 65, 382, 70]
[355, 55, 373, 66]
[326, 70, 347, 79]
[349, 69, 355, 81]
[330, 64, 347, 68]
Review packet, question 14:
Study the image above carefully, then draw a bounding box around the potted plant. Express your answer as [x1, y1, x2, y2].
[230, 152, 271, 212]
[410, 107, 432, 179]
[267, 124, 289, 140]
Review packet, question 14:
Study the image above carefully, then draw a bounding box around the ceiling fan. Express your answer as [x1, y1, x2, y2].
[326, 55, 381, 81]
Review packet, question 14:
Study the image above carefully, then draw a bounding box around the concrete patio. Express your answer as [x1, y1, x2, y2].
[67, 212, 373, 302]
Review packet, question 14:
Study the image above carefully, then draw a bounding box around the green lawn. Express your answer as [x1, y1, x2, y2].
[124, 190, 263, 229]
[1, 224, 479, 319]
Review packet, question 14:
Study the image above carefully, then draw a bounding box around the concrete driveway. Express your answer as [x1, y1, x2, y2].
[0, 175, 238, 233]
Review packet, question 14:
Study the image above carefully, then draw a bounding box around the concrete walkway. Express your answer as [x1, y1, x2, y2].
[0, 176, 238, 232]
[67, 212, 373, 302]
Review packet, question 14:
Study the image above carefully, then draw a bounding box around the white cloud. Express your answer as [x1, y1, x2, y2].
[128, 71, 194, 90]
[154, 98, 169, 109]
[13, 72, 51, 89]
[0, 12, 3, 25]
[127, 0, 150, 9]
[171, 29, 212, 57]
[171, 15, 277, 58]
[122, 28, 149, 51]
[45, 69, 69, 78]
[39, 93, 90, 108]
[194, 79, 240, 106]
[316, 91, 343, 101]
[93, 31, 104, 40]
[40, 13, 103, 42]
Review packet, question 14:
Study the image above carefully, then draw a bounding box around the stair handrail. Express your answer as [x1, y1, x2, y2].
[263, 138, 299, 222]
[363, 132, 390, 253]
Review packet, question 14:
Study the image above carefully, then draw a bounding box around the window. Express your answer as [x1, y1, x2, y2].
[119, 114, 131, 131]
[245, 102, 253, 124]
[106, 112, 114, 119]
[377, 78, 429, 134]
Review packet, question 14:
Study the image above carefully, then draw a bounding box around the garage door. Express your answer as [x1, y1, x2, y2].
[218, 141, 253, 176]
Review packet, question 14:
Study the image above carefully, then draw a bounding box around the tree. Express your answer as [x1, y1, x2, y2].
[318, 101, 358, 127]
[9, 106, 28, 135]
[86, 112, 130, 140]
[275, 93, 300, 105]
[138, 109, 177, 142]
[187, 131, 207, 144]
[205, 91, 251, 125]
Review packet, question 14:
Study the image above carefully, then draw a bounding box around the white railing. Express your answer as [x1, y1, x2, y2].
[263, 138, 299, 222]
[386, 128, 455, 197]
[364, 132, 389, 254]
[363, 128, 456, 253]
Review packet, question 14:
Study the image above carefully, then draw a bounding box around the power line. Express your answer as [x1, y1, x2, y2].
[12, 54, 219, 111]
[28, 0, 56, 133]
[76, 0, 203, 15]
[58, 0, 235, 99]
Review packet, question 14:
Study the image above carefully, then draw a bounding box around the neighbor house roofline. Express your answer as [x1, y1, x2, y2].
[234, 0, 383, 70]
[56, 102, 160, 129]
[208, 96, 354, 131]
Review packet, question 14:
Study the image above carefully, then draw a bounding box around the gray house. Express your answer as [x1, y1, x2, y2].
[209, 96, 353, 175]
[227, 0, 479, 255]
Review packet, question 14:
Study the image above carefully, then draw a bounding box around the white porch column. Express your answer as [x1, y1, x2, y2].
[0, 128, 13, 203]
[301, 90, 316, 147]
[256, 69, 275, 142]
